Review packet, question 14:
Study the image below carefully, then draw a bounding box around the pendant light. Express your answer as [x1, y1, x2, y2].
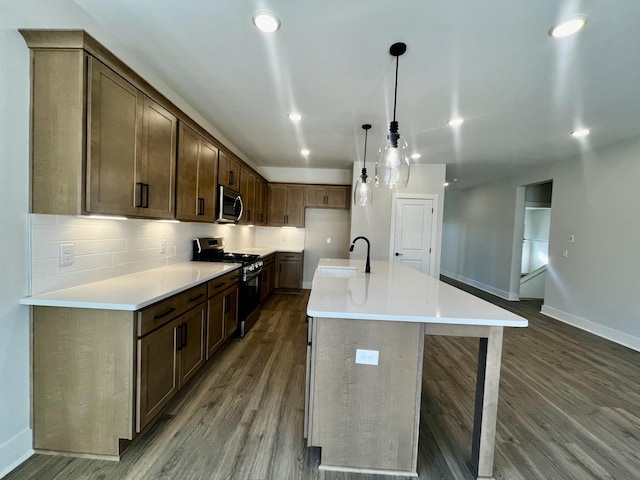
[375, 42, 410, 189]
[354, 124, 373, 206]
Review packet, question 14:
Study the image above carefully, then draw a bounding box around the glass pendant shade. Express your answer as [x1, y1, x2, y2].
[375, 42, 411, 189]
[354, 169, 373, 206]
[354, 123, 373, 207]
[375, 126, 410, 189]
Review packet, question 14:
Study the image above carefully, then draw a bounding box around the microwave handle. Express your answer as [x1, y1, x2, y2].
[234, 195, 243, 221]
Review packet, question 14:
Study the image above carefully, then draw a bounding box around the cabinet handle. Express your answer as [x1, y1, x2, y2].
[176, 325, 183, 351]
[154, 307, 176, 320]
[247, 210, 251, 221]
[224, 294, 231, 314]
[214, 281, 225, 288]
[182, 323, 188, 348]
[144, 184, 150, 208]
[198, 197, 205, 215]
[229, 171, 234, 186]
[189, 293, 204, 302]
[136, 182, 145, 208]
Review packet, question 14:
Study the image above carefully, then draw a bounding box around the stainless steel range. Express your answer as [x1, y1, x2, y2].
[192, 237, 263, 337]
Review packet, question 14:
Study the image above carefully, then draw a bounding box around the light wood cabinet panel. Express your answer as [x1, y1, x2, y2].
[305, 185, 350, 209]
[268, 184, 305, 227]
[179, 304, 206, 386]
[218, 150, 240, 190]
[239, 167, 256, 225]
[87, 57, 142, 216]
[137, 318, 180, 433]
[176, 124, 218, 222]
[275, 252, 303, 291]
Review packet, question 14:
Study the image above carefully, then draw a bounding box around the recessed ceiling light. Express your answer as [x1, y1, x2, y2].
[448, 118, 464, 127]
[549, 15, 588, 38]
[411, 153, 421, 160]
[288, 112, 302, 121]
[300, 149, 310, 156]
[444, 182, 450, 187]
[252, 11, 280, 33]
[571, 128, 590, 138]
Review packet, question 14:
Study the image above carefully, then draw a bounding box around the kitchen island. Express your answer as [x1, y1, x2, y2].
[306, 259, 527, 479]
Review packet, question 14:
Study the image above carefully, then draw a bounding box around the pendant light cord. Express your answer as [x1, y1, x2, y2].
[392, 55, 399, 122]
[363, 128, 368, 168]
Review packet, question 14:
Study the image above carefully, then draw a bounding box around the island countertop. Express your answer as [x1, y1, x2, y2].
[307, 259, 528, 327]
[20, 262, 241, 311]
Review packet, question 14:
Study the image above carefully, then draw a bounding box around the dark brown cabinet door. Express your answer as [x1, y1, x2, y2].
[276, 252, 302, 290]
[87, 58, 142, 216]
[206, 294, 225, 359]
[239, 167, 256, 225]
[136, 318, 180, 432]
[326, 186, 349, 209]
[286, 186, 305, 226]
[268, 184, 288, 226]
[218, 150, 240, 190]
[140, 96, 176, 219]
[255, 178, 267, 225]
[304, 186, 327, 207]
[224, 287, 239, 339]
[176, 124, 217, 222]
[87, 58, 177, 218]
[179, 304, 206, 386]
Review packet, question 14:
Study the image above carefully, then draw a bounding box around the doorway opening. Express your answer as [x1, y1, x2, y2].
[519, 181, 553, 299]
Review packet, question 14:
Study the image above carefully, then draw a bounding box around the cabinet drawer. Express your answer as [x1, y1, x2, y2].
[137, 284, 207, 337]
[207, 269, 240, 298]
[278, 252, 301, 261]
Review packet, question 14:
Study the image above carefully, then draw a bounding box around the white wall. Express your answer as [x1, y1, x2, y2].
[349, 163, 446, 275]
[0, 28, 32, 479]
[260, 166, 351, 185]
[442, 137, 640, 350]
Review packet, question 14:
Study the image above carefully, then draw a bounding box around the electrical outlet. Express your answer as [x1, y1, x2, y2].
[562, 249, 569, 258]
[160, 240, 167, 254]
[568, 234, 575, 243]
[355, 349, 379, 366]
[59, 243, 76, 266]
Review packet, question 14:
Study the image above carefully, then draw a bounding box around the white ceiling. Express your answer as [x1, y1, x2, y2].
[37, 1, 640, 187]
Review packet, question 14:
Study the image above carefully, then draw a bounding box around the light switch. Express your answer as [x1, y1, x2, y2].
[355, 349, 379, 366]
[568, 234, 575, 243]
[562, 249, 569, 258]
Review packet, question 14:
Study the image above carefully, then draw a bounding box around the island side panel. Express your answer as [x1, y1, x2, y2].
[33, 307, 136, 457]
[310, 317, 423, 473]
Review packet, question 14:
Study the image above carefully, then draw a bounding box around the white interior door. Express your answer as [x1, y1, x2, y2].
[392, 197, 435, 275]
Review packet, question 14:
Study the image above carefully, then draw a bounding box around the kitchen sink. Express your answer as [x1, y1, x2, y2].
[317, 267, 365, 279]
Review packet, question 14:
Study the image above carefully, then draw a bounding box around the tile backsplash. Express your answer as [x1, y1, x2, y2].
[30, 214, 261, 295]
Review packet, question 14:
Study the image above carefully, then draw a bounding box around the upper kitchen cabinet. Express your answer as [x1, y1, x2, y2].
[87, 59, 177, 218]
[305, 185, 350, 209]
[218, 150, 240, 191]
[255, 177, 268, 226]
[176, 123, 218, 222]
[22, 30, 177, 219]
[268, 184, 305, 227]
[239, 167, 256, 225]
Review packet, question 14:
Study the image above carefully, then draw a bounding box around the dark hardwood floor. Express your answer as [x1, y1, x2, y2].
[7, 282, 640, 480]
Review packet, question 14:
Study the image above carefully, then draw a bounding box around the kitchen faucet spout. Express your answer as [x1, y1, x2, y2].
[349, 236, 371, 273]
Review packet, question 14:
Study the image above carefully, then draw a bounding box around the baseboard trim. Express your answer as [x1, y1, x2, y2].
[440, 270, 518, 301]
[0, 429, 33, 479]
[540, 305, 640, 353]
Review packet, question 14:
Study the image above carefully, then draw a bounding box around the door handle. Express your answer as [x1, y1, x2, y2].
[395, 252, 403, 256]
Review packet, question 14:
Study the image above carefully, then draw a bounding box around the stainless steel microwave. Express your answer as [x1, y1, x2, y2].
[218, 185, 243, 223]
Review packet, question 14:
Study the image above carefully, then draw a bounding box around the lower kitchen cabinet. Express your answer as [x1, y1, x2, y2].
[207, 270, 240, 358]
[260, 253, 276, 302]
[137, 300, 206, 432]
[31, 273, 237, 459]
[275, 251, 303, 292]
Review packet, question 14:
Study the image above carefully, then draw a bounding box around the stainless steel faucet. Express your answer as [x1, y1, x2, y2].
[349, 236, 371, 273]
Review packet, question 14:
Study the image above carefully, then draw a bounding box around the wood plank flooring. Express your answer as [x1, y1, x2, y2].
[7, 282, 640, 480]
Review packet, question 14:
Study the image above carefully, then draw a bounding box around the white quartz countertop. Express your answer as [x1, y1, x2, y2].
[233, 247, 303, 257]
[20, 262, 241, 311]
[307, 259, 528, 327]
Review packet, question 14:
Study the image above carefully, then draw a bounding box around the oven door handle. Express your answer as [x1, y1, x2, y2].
[244, 268, 262, 282]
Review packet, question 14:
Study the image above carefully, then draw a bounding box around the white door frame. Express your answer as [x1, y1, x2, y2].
[389, 193, 439, 277]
